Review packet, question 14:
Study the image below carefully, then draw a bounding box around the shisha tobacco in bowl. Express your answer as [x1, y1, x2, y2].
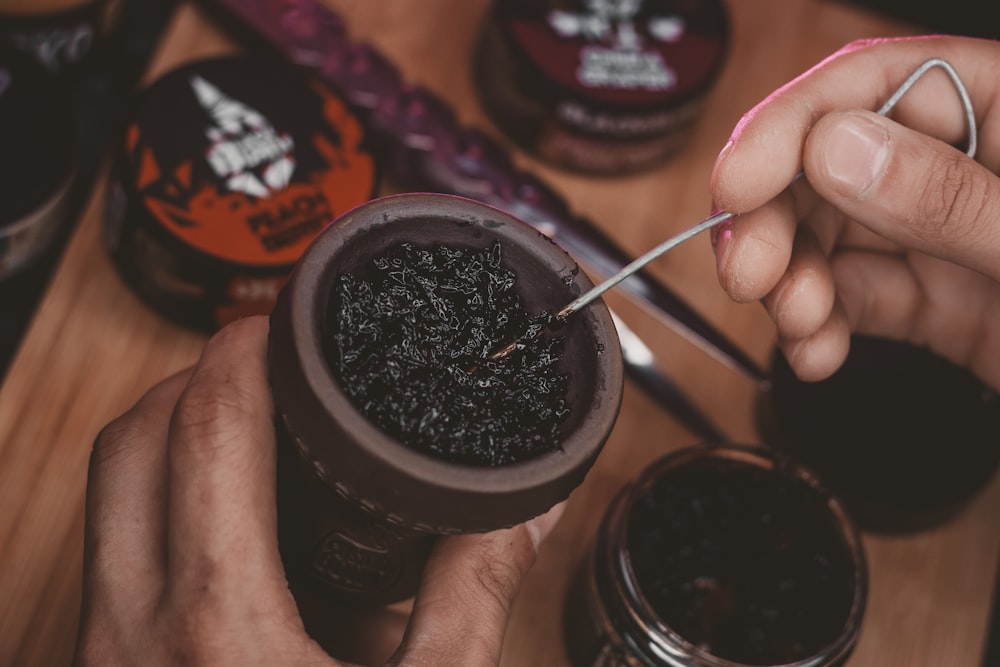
[268, 192, 623, 604]
[325, 239, 571, 466]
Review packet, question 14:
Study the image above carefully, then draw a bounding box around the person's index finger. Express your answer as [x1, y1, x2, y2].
[164, 316, 286, 597]
[84, 369, 190, 610]
[711, 98, 805, 215]
[716, 190, 799, 303]
[711, 35, 1000, 215]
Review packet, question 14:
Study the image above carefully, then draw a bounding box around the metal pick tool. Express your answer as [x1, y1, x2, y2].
[490, 57, 978, 362]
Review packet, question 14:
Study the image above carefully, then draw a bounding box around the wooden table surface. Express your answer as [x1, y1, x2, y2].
[1, 1, 998, 665]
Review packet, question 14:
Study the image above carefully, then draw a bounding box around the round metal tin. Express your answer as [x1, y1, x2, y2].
[0, 43, 78, 280]
[475, 0, 729, 174]
[104, 55, 379, 330]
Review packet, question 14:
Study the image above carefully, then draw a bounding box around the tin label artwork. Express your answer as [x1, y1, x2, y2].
[125, 59, 376, 268]
[504, 0, 727, 108]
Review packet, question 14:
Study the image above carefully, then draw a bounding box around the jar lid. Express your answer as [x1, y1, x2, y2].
[0, 42, 77, 279]
[493, 0, 729, 113]
[105, 55, 379, 330]
[760, 336, 1000, 532]
[0, 0, 119, 76]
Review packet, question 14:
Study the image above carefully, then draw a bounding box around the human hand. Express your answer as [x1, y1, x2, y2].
[73, 316, 563, 666]
[710, 35, 1000, 391]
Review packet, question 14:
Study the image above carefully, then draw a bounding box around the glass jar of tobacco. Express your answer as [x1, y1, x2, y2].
[564, 443, 867, 667]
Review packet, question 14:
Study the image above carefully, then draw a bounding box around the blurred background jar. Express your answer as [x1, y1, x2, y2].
[473, 0, 729, 175]
[0, 0, 122, 78]
[0, 0, 175, 378]
[757, 336, 1000, 534]
[0, 0, 106, 285]
[0, 42, 78, 282]
[564, 443, 867, 667]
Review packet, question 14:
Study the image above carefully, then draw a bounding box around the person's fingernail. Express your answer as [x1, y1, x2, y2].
[709, 206, 728, 248]
[823, 114, 890, 198]
[709, 202, 720, 245]
[716, 139, 735, 164]
[524, 502, 566, 550]
[712, 221, 733, 257]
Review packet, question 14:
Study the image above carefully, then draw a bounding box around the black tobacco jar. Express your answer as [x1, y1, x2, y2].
[474, 0, 729, 175]
[268, 193, 624, 605]
[564, 443, 867, 667]
[0, 42, 79, 280]
[757, 336, 1000, 533]
[0, 0, 120, 78]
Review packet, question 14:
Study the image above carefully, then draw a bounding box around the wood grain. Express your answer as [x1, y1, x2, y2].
[0, 1, 996, 666]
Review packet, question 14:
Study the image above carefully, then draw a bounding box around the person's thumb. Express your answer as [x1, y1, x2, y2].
[387, 502, 565, 667]
[804, 109, 1000, 282]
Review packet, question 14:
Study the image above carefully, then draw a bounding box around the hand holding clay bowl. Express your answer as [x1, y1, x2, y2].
[268, 192, 624, 604]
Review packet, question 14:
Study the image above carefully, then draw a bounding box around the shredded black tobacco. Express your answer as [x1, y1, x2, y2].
[627, 458, 857, 665]
[324, 240, 571, 466]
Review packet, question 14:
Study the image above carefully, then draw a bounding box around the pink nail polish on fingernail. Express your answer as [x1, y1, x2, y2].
[716, 139, 735, 163]
[711, 221, 733, 254]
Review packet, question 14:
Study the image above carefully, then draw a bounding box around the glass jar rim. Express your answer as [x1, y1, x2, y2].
[598, 442, 868, 667]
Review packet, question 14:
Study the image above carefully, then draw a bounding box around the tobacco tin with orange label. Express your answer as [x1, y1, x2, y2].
[104, 56, 378, 330]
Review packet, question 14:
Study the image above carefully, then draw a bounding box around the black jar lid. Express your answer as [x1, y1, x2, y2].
[0, 0, 119, 76]
[491, 0, 729, 115]
[0, 42, 78, 278]
[104, 55, 379, 330]
[758, 336, 1000, 533]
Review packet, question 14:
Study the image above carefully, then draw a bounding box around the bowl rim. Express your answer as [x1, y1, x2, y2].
[273, 192, 624, 528]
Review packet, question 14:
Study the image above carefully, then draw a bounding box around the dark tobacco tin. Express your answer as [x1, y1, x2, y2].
[104, 55, 378, 331]
[0, 0, 121, 76]
[475, 0, 729, 174]
[0, 43, 78, 280]
[759, 336, 1000, 533]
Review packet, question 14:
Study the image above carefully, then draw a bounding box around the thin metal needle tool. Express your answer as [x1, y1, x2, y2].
[556, 209, 732, 319]
[487, 212, 731, 360]
[490, 57, 978, 361]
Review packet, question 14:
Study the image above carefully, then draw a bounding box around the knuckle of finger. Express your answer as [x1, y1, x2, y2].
[170, 375, 258, 452]
[917, 154, 993, 244]
[468, 548, 523, 615]
[91, 415, 145, 470]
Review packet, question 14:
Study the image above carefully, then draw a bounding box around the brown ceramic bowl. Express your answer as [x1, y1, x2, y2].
[268, 193, 623, 601]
